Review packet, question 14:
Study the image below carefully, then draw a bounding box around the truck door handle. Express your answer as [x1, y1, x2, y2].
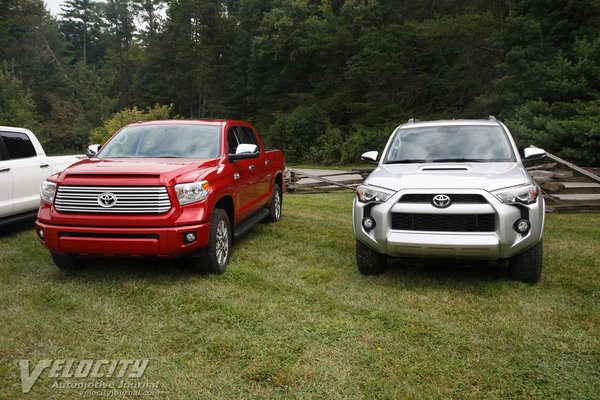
[0, 167, 9, 173]
[265, 160, 270, 166]
[40, 163, 50, 168]
[249, 165, 255, 171]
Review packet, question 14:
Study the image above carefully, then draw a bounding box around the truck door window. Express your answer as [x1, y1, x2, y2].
[0, 132, 37, 159]
[227, 127, 239, 154]
[238, 127, 259, 150]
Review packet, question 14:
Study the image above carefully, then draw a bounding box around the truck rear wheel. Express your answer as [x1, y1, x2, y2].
[267, 183, 282, 222]
[192, 208, 232, 274]
[509, 240, 542, 284]
[51, 252, 88, 270]
[356, 239, 386, 275]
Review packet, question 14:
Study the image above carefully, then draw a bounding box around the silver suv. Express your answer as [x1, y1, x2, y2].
[353, 117, 546, 283]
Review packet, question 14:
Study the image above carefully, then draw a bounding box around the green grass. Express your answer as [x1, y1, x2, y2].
[1, 192, 599, 399]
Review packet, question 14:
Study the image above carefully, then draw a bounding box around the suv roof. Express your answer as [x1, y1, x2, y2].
[399, 118, 502, 129]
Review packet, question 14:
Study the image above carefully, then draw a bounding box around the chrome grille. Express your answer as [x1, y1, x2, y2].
[55, 186, 172, 214]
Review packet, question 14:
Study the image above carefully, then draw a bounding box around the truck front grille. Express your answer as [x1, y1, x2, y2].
[54, 186, 172, 214]
[391, 213, 495, 232]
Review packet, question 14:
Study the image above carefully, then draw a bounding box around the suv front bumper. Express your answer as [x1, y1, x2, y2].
[353, 189, 544, 260]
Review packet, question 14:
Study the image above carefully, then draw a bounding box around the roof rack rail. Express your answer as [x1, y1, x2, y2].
[487, 115, 496, 121]
[407, 118, 421, 123]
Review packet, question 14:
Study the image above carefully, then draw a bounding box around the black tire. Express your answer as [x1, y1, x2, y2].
[356, 239, 386, 275]
[51, 251, 88, 270]
[509, 240, 542, 284]
[267, 184, 282, 222]
[192, 208, 232, 274]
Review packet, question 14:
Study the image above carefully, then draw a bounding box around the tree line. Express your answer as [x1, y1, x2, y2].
[1, 0, 599, 166]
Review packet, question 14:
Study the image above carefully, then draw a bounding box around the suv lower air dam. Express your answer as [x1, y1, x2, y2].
[353, 117, 545, 283]
[391, 213, 496, 232]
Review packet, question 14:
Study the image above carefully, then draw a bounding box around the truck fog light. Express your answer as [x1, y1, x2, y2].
[184, 232, 197, 244]
[362, 217, 376, 231]
[38, 229, 45, 241]
[514, 219, 531, 234]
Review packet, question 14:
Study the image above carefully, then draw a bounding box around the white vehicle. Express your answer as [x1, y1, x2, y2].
[0, 126, 84, 226]
[354, 117, 546, 283]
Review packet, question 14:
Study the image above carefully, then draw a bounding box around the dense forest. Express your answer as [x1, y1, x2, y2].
[1, 0, 599, 165]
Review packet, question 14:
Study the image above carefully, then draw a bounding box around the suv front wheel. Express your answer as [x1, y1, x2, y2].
[509, 240, 542, 284]
[356, 239, 386, 275]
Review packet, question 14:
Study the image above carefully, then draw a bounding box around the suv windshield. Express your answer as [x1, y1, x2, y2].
[383, 125, 515, 164]
[98, 124, 221, 159]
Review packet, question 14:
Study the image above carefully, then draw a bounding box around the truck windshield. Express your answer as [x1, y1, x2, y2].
[383, 125, 515, 164]
[97, 124, 221, 159]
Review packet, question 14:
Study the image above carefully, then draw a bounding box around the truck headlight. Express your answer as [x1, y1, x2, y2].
[174, 181, 210, 206]
[493, 183, 540, 205]
[40, 181, 57, 204]
[356, 185, 393, 204]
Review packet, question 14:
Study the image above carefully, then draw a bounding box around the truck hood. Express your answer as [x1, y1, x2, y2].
[57, 158, 220, 186]
[365, 162, 530, 192]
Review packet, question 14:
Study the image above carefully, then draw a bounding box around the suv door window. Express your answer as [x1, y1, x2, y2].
[0, 132, 37, 159]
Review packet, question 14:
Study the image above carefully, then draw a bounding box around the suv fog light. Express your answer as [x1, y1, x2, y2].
[514, 219, 531, 234]
[184, 232, 197, 244]
[362, 217, 376, 231]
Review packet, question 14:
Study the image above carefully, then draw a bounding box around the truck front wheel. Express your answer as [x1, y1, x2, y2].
[192, 208, 232, 274]
[509, 240, 542, 284]
[356, 239, 386, 275]
[51, 252, 88, 270]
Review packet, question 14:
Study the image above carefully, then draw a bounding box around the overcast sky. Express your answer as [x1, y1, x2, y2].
[45, 0, 64, 16]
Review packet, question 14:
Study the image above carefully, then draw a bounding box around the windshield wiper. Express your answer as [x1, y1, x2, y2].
[385, 159, 429, 164]
[431, 158, 487, 163]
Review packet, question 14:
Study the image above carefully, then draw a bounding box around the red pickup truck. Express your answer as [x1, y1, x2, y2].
[35, 120, 285, 274]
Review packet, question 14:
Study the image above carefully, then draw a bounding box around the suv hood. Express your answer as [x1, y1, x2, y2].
[365, 163, 530, 192]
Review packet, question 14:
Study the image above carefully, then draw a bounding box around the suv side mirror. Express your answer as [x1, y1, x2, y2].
[87, 144, 101, 158]
[523, 147, 546, 163]
[229, 144, 259, 162]
[361, 151, 379, 165]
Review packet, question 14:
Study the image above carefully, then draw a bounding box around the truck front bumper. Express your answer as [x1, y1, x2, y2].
[353, 189, 544, 260]
[35, 221, 211, 258]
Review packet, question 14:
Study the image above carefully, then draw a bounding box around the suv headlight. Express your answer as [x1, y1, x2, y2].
[40, 181, 57, 204]
[493, 183, 540, 205]
[175, 181, 210, 206]
[356, 185, 393, 204]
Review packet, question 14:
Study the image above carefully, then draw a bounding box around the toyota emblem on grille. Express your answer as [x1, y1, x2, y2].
[98, 192, 117, 208]
[432, 194, 451, 208]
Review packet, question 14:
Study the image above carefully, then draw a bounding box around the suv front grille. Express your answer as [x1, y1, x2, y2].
[55, 186, 172, 214]
[391, 213, 495, 232]
[398, 194, 488, 204]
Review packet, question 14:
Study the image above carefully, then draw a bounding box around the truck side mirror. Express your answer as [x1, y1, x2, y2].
[522, 147, 546, 163]
[228, 144, 259, 162]
[87, 144, 101, 158]
[361, 151, 379, 165]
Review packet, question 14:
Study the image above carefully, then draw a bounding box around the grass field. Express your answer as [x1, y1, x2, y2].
[1, 192, 599, 399]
